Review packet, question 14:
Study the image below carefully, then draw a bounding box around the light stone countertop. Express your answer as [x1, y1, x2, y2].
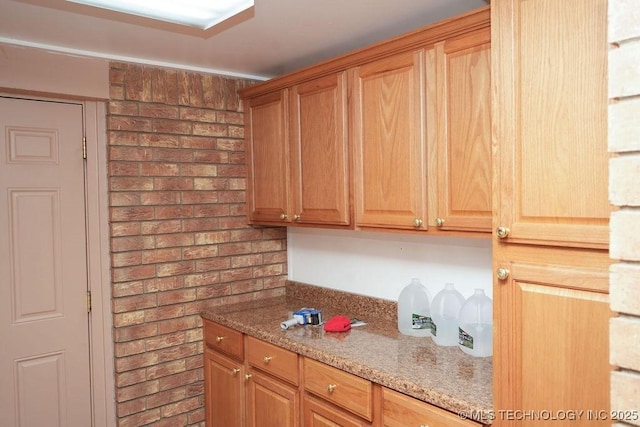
[201, 281, 493, 424]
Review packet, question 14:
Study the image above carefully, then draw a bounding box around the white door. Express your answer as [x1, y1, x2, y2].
[0, 97, 92, 427]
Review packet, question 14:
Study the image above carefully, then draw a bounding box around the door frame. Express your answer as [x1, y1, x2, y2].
[1, 93, 116, 427]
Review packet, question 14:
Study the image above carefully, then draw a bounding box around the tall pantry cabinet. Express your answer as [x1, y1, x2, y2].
[491, 0, 611, 425]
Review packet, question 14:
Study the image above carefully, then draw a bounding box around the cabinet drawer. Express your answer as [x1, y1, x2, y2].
[246, 336, 299, 385]
[382, 388, 482, 427]
[304, 358, 372, 421]
[203, 319, 244, 362]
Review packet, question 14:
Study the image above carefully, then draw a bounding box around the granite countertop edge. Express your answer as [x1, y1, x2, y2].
[200, 285, 493, 424]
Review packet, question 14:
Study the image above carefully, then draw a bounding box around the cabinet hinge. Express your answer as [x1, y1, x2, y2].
[82, 136, 87, 159]
[87, 291, 92, 313]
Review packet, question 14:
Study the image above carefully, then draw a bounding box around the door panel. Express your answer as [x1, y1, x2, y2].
[0, 97, 91, 427]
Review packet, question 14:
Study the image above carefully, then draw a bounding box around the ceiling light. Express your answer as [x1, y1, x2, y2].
[65, 0, 254, 30]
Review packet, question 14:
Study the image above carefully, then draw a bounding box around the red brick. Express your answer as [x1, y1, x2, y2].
[155, 206, 193, 219]
[264, 276, 287, 290]
[141, 220, 182, 235]
[220, 267, 252, 282]
[229, 229, 262, 241]
[179, 107, 215, 122]
[156, 261, 195, 278]
[110, 162, 140, 176]
[229, 152, 246, 164]
[111, 206, 155, 222]
[196, 284, 230, 299]
[193, 150, 229, 163]
[216, 111, 243, 125]
[180, 136, 216, 149]
[263, 251, 287, 264]
[142, 248, 182, 264]
[155, 233, 195, 248]
[153, 119, 192, 135]
[109, 132, 139, 147]
[110, 177, 154, 191]
[111, 223, 142, 237]
[145, 305, 185, 322]
[182, 245, 218, 260]
[194, 257, 230, 272]
[110, 85, 124, 100]
[231, 279, 263, 294]
[180, 164, 217, 176]
[124, 64, 152, 102]
[140, 163, 180, 176]
[110, 192, 141, 207]
[218, 216, 248, 230]
[216, 138, 244, 151]
[112, 252, 142, 268]
[228, 178, 246, 190]
[146, 388, 186, 409]
[188, 407, 205, 424]
[192, 123, 227, 137]
[161, 396, 200, 417]
[252, 240, 284, 253]
[144, 277, 185, 293]
[182, 192, 219, 205]
[231, 254, 263, 268]
[117, 380, 160, 402]
[154, 177, 193, 191]
[193, 177, 228, 190]
[113, 265, 157, 283]
[150, 414, 189, 427]
[229, 126, 244, 138]
[109, 100, 139, 116]
[157, 343, 199, 363]
[230, 204, 246, 216]
[219, 242, 251, 256]
[118, 409, 161, 427]
[115, 396, 146, 417]
[109, 116, 153, 132]
[157, 316, 198, 335]
[157, 289, 196, 306]
[141, 192, 181, 206]
[253, 263, 285, 278]
[185, 355, 203, 371]
[182, 218, 219, 232]
[216, 165, 245, 177]
[139, 104, 179, 119]
[263, 227, 287, 239]
[116, 351, 159, 373]
[153, 148, 193, 163]
[218, 191, 245, 203]
[114, 340, 146, 358]
[110, 66, 125, 84]
[158, 369, 201, 392]
[113, 311, 145, 328]
[146, 331, 186, 351]
[113, 281, 145, 297]
[140, 134, 180, 148]
[115, 323, 158, 342]
[194, 231, 229, 245]
[113, 293, 157, 313]
[184, 272, 220, 287]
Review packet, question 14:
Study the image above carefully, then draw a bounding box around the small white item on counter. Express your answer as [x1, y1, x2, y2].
[397, 278, 433, 337]
[280, 318, 299, 330]
[431, 283, 465, 347]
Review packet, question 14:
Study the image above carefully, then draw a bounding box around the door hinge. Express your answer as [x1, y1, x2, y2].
[87, 291, 92, 313]
[82, 136, 87, 159]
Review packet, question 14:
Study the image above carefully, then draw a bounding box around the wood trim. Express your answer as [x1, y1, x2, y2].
[238, 5, 490, 98]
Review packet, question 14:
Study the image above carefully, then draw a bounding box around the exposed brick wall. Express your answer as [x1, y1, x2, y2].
[608, 1, 640, 425]
[107, 62, 287, 427]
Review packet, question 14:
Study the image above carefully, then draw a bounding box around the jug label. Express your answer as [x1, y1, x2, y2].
[411, 313, 432, 330]
[459, 327, 474, 349]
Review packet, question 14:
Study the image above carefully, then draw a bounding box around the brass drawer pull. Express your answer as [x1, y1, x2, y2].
[327, 384, 337, 393]
[262, 356, 272, 364]
[231, 368, 240, 376]
[215, 336, 224, 343]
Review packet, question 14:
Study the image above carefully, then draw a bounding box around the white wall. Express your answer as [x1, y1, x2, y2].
[287, 227, 492, 302]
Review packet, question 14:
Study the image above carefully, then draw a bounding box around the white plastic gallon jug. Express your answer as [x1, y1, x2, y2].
[397, 278, 432, 337]
[431, 283, 465, 346]
[458, 289, 493, 357]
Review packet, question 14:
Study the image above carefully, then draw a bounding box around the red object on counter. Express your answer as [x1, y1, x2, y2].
[323, 315, 352, 332]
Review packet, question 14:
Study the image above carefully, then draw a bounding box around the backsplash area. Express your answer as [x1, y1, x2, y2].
[287, 227, 492, 302]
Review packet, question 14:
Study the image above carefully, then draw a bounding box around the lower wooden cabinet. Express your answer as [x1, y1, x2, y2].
[382, 388, 482, 427]
[204, 319, 486, 427]
[303, 395, 371, 427]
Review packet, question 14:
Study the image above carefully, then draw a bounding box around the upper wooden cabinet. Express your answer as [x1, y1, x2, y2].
[432, 28, 492, 233]
[245, 90, 291, 224]
[239, 6, 491, 235]
[290, 72, 350, 226]
[492, 0, 609, 249]
[351, 50, 427, 231]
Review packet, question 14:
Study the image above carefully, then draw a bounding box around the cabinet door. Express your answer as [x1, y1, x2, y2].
[204, 349, 245, 427]
[434, 29, 492, 232]
[382, 387, 482, 427]
[290, 72, 350, 226]
[351, 50, 427, 230]
[246, 90, 291, 224]
[303, 395, 371, 427]
[493, 261, 611, 426]
[246, 369, 300, 427]
[492, 0, 609, 249]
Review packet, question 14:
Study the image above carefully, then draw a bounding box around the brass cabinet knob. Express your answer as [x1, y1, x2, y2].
[419, 425, 430, 427]
[496, 268, 510, 281]
[413, 218, 423, 228]
[262, 356, 272, 364]
[327, 384, 337, 393]
[244, 374, 252, 381]
[435, 217, 445, 227]
[231, 368, 240, 376]
[293, 214, 301, 221]
[215, 336, 224, 343]
[279, 213, 288, 221]
[496, 226, 510, 239]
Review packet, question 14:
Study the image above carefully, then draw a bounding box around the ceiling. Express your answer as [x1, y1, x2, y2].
[0, 0, 488, 80]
